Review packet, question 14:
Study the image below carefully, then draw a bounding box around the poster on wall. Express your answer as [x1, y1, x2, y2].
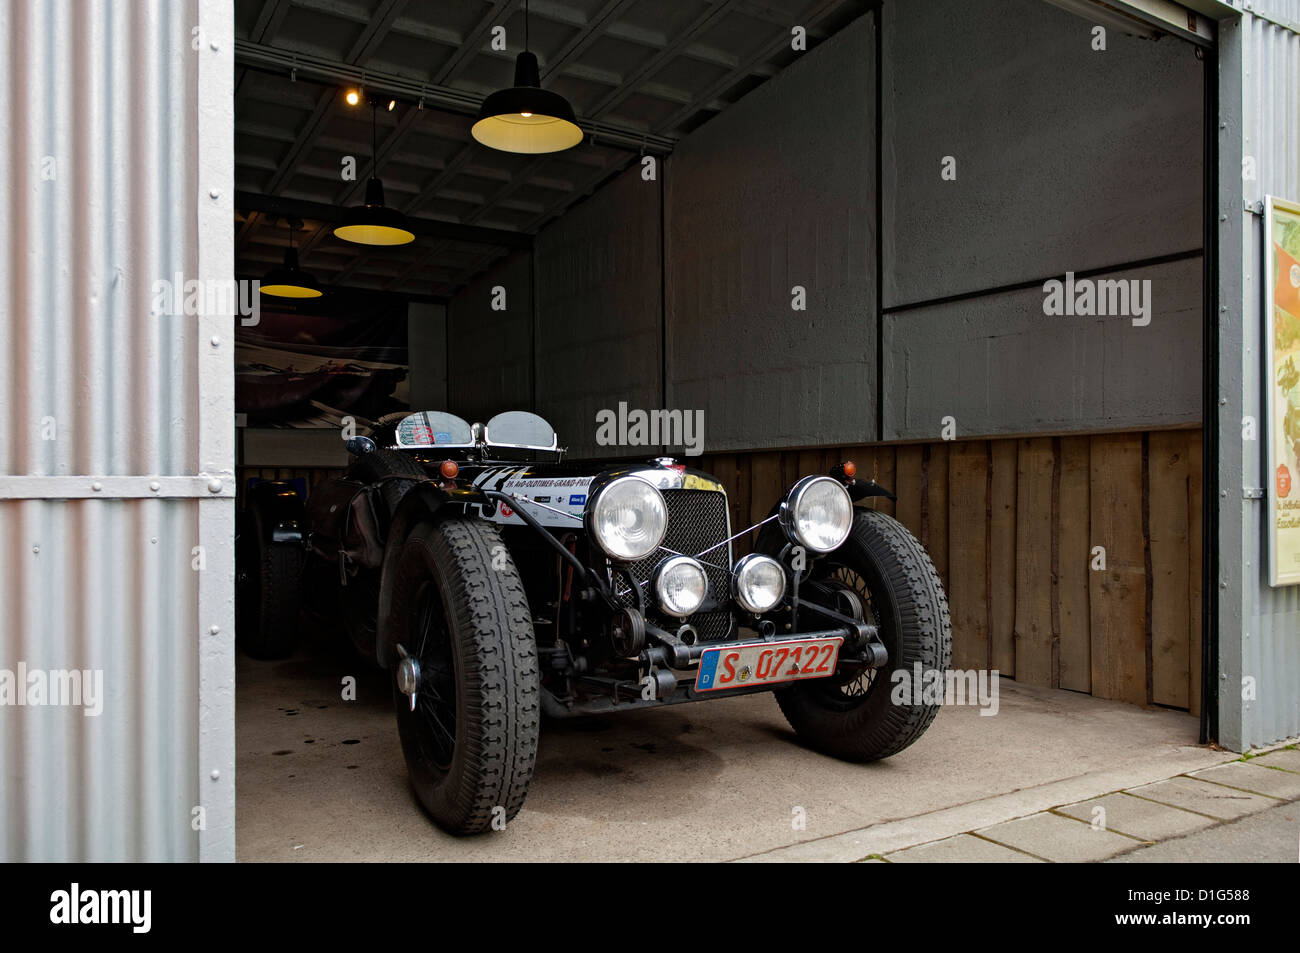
[235, 290, 409, 429]
[1266, 194, 1300, 587]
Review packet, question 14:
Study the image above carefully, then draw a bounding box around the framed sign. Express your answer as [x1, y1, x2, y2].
[1265, 194, 1300, 586]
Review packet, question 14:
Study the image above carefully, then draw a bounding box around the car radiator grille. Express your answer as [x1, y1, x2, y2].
[616, 488, 734, 643]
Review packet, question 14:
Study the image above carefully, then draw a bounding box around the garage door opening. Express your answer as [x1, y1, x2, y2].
[230, 0, 1210, 858]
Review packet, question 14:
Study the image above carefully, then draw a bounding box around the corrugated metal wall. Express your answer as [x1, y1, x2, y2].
[0, 0, 234, 861]
[1224, 0, 1300, 748]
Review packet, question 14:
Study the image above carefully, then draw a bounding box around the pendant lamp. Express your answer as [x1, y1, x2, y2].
[472, 0, 582, 154]
[335, 99, 415, 246]
[260, 219, 323, 298]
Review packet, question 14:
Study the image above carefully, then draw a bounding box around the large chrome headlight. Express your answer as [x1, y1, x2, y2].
[587, 476, 668, 562]
[782, 476, 853, 553]
[654, 555, 708, 618]
[732, 554, 786, 614]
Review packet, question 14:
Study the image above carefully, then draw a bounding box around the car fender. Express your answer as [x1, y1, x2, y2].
[374, 481, 484, 669]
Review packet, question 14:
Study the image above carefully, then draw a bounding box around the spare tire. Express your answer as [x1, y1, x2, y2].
[346, 448, 430, 521]
[236, 507, 305, 660]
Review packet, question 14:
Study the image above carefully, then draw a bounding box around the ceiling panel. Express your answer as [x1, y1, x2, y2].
[235, 0, 871, 298]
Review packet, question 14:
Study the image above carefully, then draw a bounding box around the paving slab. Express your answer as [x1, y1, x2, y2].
[1107, 801, 1300, 863]
[975, 810, 1142, 862]
[885, 834, 1043, 863]
[1252, 747, 1300, 774]
[1190, 760, 1300, 800]
[1054, 792, 1216, 842]
[1127, 776, 1280, 821]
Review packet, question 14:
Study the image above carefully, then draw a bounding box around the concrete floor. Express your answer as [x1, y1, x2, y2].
[236, 643, 1235, 862]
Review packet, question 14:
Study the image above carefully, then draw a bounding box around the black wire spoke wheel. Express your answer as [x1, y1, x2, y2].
[807, 564, 885, 707]
[408, 582, 457, 772]
[760, 509, 951, 763]
[389, 517, 540, 835]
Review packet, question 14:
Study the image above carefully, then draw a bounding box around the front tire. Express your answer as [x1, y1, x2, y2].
[767, 509, 951, 762]
[389, 517, 540, 835]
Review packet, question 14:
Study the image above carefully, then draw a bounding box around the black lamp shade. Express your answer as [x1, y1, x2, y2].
[260, 246, 323, 298]
[472, 51, 583, 154]
[334, 177, 415, 246]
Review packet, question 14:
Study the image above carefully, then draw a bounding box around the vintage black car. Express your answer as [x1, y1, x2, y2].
[237, 410, 952, 835]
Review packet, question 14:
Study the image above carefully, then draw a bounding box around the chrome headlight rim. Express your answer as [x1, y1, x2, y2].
[653, 554, 709, 618]
[781, 475, 854, 554]
[732, 553, 787, 615]
[585, 474, 669, 563]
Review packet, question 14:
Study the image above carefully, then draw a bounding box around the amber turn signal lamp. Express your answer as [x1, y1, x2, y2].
[842, 460, 857, 479]
[439, 460, 460, 479]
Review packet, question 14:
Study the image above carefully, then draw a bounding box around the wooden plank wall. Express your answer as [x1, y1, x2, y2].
[698, 428, 1204, 714]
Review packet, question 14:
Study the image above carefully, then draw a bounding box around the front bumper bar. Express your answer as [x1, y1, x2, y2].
[640, 595, 888, 673]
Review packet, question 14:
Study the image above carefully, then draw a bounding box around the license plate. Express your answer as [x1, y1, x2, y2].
[694, 637, 843, 692]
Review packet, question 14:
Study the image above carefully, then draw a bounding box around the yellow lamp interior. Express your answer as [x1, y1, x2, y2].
[471, 112, 584, 154]
[260, 283, 323, 298]
[332, 223, 416, 246]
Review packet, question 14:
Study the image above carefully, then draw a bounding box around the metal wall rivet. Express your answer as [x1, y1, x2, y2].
[209, 625, 220, 635]
[150, 481, 161, 492]
[210, 336, 220, 347]
[91, 482, 102, 492]
[210, 769, 220, 781]
[208, 479, 223, 494]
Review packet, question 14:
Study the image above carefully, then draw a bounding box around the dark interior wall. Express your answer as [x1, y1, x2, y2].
[407, 301, 447, 412]
[664, 12, 877, 453]
[446, 251, 532, 424]
[533, 165, 662, 458]
[883, 256, 1204, 438]
[883, 0, 1203, 306]
[441, 0, 1204, 453]
[880, 0, 1204, 440]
